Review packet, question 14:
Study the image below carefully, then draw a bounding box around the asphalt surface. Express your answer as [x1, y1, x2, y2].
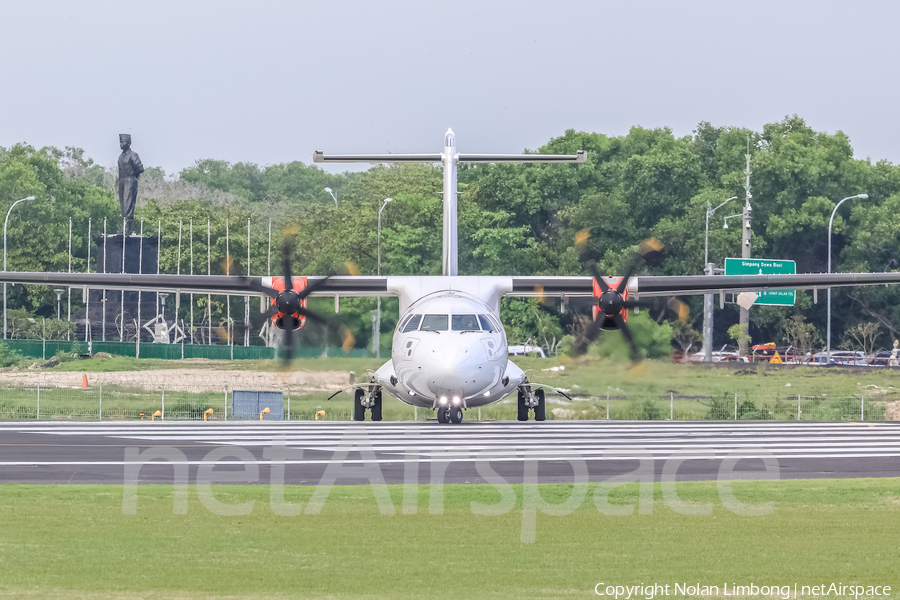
[1, 420, 899, 485]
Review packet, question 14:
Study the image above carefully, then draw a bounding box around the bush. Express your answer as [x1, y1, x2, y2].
[0, 342, 23, 367]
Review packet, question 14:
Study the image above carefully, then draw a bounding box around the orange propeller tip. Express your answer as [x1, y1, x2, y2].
[641, 238, 664, 253]
[341, 330, 356, 351]
[344, 262, 361, 276]
[575, 229, 590, 247]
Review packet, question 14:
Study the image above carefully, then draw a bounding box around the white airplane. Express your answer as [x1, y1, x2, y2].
[5, 129, 900, 424]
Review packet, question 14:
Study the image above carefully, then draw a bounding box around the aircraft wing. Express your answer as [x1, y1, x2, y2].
[510, 272, 900, 298]
[0, 272, 388, 297]
[3, 270, 899, 300]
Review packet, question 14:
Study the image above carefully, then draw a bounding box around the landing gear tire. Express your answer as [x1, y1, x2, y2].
[371, 389, 383, 422]
[437, 406, 450, 424]
[353, 389, 366, 422]
[449, 405, 463, 424]
[517, 389, 529, 422]
[534, 388, 546, 421]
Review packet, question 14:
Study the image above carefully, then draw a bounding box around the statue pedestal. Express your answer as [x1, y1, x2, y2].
[84, 234, 159, 342]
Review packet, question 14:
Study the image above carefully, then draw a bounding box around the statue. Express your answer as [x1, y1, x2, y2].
[890, 340, 900, 367]
[117, 133, 144, 236]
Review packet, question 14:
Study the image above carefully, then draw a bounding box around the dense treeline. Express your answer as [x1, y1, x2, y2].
[2, 115, 900, 355]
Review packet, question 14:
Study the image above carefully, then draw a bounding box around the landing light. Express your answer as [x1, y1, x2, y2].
[483, 391, 490, 397]
[452, 396, 461, 405]
[439, 396, 448, 405]
[409, 390, 416, 396]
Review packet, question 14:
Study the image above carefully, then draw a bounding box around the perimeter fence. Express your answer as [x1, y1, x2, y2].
[0, 386, 891, 422]
[2, 340, 372, 361]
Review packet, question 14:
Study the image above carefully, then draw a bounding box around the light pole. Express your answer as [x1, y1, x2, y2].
[706, 197, 737, 267]
[376, 198, 392, 358]
[827, 193, 869, 362]
[702, 196, 738, 362]
[4, 196, 36, 339]
[54, 289, 64, 321]
[324, 187, 338, 207]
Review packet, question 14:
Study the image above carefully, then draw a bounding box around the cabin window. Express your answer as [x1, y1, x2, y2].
[401, 314, 422, 333]
[452, 314, 480, 331]
[478, 315, 493, 332]
[420, 314, 448, 331]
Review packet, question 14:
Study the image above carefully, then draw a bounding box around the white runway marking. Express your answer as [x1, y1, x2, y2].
[4, 421, 900, 463]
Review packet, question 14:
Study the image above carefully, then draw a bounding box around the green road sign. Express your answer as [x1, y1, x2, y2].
[724, 258, 796, 306]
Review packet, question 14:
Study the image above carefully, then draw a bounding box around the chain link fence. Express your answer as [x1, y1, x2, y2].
[0, 385, 891, 422]
[553, 393, 888, 422]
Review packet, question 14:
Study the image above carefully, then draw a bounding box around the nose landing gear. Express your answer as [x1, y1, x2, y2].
[353, 386, 383, 421]
[517, 385, 546, 421]
[436, 404, 464, 424]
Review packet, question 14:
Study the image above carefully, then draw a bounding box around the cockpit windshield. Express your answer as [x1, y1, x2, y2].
[452, 314, 479, 331]
[477, 315, 493, 332]
[401, 314, 422, 333]
[420, 314, 448, 332]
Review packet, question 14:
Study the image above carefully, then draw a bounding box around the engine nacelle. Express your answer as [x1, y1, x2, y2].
[592, 276, 628, 331]
[270, 276, 308, 330]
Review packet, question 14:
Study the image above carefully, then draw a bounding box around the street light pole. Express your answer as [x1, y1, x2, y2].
[54, 289, 64, 321]
[703, 196, 737, 362]
[376, 198, 392, 358]
[827, 193, 869, 363]
[4, 196, 35, 339]
[324, 187, 338, 207]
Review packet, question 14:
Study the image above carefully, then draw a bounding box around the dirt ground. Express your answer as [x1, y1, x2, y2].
[0, 368, 352, 393]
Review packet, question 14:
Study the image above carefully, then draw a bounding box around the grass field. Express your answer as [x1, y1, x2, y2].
[0, 479, 898, 599]
[2, 355, 899, 421]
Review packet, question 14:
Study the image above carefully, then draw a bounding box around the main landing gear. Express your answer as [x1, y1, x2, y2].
[353, 386, 382, 421]
[517, 385, 546, 422]
[436, 405, 464, 424]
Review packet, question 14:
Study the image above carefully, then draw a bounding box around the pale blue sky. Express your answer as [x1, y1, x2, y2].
[1, 0, 897, 176]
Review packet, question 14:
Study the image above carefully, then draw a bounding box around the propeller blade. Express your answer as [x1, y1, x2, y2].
[282, 234, 294, 292]
[296, 306, 331, 326]
[574, 315, 604, 355]
[296, 273, 335, 301]
[585, 260, 610, 293]
[622, 298, 657, 310]
[617, 253, 643, 294]
[613, 314, 641, 362]
[251, 304, 279, 328]
[242, 279, 279, 299]
[282, 318, 294, 366]
[341, 327, 355, 351]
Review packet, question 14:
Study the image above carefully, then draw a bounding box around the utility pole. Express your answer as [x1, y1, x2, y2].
[702, 196, 736, 362]
[703, 262, 714, 362]
[739, 138, 753, 357]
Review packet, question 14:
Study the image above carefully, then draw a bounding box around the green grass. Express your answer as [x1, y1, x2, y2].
[0, 479, 898, 598]
[3, 355, 897, 422]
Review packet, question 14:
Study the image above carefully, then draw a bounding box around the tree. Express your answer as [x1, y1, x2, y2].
[727, 324, 751, 354]
[782, 315, 821, 363]
[842, 322, 880, 363]
[672, 319, 700, 359]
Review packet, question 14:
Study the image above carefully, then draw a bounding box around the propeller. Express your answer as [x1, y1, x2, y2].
[241, 231, 352, 366]
[574, 234, 686, 361]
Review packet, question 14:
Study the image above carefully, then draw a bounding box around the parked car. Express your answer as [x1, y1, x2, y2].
[508, 345, 547, 358]
[870, 350, 894, 367]
[810, 350, 869, 366]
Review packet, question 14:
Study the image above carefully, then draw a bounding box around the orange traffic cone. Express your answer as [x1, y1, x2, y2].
[81, 374, 88, 389]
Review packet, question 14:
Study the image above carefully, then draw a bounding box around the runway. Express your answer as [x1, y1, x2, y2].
[1, 420, 899, 485]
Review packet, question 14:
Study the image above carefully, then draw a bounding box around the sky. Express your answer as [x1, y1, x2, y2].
[1, 0, 898, 177]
